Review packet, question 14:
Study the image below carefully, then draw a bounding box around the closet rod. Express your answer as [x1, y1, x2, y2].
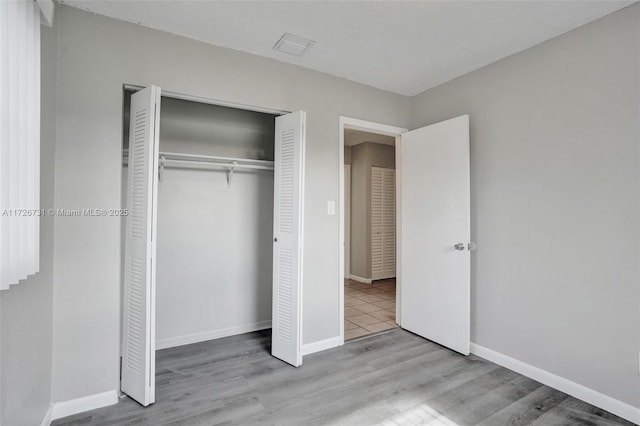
[160, 151, 274, 168]
[122, 150, 273, 185]
[122, 149, 274, 170]
[161, 158, 273, 171]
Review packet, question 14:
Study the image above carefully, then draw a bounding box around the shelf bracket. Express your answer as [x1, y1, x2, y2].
[159, 155, 166, 182]
[226, 161, 238, 186]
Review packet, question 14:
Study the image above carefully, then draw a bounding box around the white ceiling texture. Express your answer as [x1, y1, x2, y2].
[60, 0, 634, 96]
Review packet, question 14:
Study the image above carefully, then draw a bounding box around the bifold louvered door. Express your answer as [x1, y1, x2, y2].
[272, 111, 306, 367]
[122, 86, 161, 406]
[371, 167, 396, 280]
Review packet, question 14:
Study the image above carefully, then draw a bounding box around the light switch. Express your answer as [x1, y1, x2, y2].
[327, 200, 336, 215]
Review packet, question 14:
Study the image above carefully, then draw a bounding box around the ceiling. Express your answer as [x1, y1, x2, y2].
[345, 129, 395, 147]
[59, 0, 634, 96]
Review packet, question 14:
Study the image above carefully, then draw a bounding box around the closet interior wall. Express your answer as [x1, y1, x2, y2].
[122, 90, 276, 349]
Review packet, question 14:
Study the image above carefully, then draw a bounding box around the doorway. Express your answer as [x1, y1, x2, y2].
[339, 117, 407, 343]
[339, 115, 472, 350]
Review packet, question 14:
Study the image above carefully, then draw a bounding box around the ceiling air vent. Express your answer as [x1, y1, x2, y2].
[273, 33, 315, 57]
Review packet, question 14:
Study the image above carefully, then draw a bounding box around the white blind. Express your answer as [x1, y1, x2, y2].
[0, 0, 41, 290]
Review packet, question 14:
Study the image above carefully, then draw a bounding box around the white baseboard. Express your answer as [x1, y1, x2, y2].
[470, 343, 640, 425]
[40, 404, 53, 426]
[349, 274, 372, 284]
[302, 336, 341, 356]
[156, 320, 272, 350]
[51, 390, 119, 421]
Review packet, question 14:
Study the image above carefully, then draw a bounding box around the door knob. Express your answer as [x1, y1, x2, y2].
[454, 243, 465, 251]
[468, 242, 477, 251]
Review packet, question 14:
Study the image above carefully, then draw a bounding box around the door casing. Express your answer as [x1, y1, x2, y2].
[338, 117, 407, 345]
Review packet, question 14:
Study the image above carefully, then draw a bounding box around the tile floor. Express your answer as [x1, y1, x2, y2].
[344, 278, 397, 340]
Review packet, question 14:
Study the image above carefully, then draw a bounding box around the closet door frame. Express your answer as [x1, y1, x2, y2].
[121, 84, 294, 403]
[123, 84, 289, 116]
[338, 117, 407, 345]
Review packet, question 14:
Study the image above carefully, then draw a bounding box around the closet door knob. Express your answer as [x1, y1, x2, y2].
[454, 243, 465, 251]
[274, 238, 278, 242]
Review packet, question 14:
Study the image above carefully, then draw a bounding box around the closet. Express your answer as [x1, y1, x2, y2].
[120, 85, 305, 407]
[371, 166, 396, 280]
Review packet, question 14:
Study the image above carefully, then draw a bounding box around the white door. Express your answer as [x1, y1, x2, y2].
[272, 111, 306, 367]
[372, 167, 396, 280]
[399, 115, 470, 355]
[122, 86, 161, 406]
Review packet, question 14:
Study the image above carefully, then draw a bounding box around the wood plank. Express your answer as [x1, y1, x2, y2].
[52, 329, 634, 426]
[477, 385, 568, 425]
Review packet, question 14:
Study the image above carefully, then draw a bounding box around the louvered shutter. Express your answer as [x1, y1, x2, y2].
[383, 169, 396, 277]
[121, 86, 161, 406]
[371, 167, 384, 279]
[371, 167, 396, 280]
[272, 111, 306, 367]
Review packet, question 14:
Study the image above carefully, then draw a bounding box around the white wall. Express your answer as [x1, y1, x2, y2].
[0, 19, 57, 426]
[411, 4, 639, 408]
[156, 169, 273, 347]
[50, 5, 410, 403]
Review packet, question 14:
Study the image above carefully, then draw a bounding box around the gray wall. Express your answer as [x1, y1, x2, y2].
[18, 2, 635, 416]
[152, 98, 275, 347]
[50, 5, 410, 403]
[349, 142, 395, 279]
[0, 20, 57, 426]
[350, 144, 367, 278]
[344, 146, 352, 165]
[156, 168, 273, 347]
[411, 4, 640, 408]
[124, 94, 276, 160]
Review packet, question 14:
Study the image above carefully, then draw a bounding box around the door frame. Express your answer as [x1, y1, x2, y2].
[344, 164, 351, 278]
[338, 117, 407, 345]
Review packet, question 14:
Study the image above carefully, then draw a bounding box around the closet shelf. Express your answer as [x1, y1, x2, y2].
[159, 152, 274, 169]
[122, 150, 274, 186]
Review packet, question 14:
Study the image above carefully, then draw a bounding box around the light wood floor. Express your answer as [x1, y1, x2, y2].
[53, 329, 634, 426]
[345, 278, 397, 340]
